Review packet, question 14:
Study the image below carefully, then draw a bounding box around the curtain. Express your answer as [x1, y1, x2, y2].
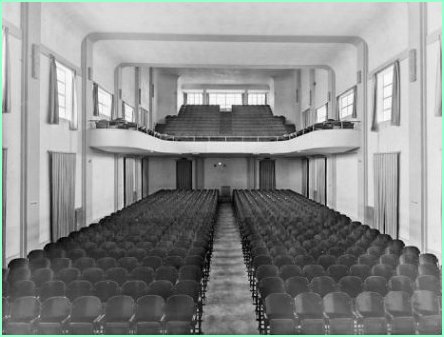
[50, 152, 76, 242]
[2, 27, 11, 114]
[352, 86, 358, 118]
[435, 36, 442, 117]
[176, 159, 192, 190]
[48, 55, 59, 124]
[70, 72, 78, 130]
[370, 74, 378, 131]
[2, 149, 7, 266]
[374, 153, 399, 238]
[124, 157, 135, 206]
[391, 60, 401, 126]
[316, 158, 326, 204]
[301, 158, 308, 197]
[92, 83, 99, 117]
[259, 159, 276, 190]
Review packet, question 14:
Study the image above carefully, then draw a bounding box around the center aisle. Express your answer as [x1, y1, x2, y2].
[201, 202, 258, 335]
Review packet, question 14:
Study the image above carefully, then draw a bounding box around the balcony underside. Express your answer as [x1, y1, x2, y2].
[89, 129, 360, 156]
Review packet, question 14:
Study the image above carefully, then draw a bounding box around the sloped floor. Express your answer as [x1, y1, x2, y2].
[201, 203, 258, 335]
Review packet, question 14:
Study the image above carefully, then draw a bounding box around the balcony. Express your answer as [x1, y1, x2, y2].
[89, 127, 360, 156]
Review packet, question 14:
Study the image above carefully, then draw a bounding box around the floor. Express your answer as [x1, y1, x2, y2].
[201, 203, 258, 335]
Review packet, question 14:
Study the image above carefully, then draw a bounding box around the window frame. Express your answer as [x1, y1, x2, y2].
[247, 92, 268, 105]
[376, 63, 395, 124]
[185, 91, 204, 105]
[123, 102, 135, 123]
[315, 103, 328, 123]
[97, 85, 113, 120]
[208, 91, 243, 111]
[55, 61, 74, 122]
[337, 86, 356, 120]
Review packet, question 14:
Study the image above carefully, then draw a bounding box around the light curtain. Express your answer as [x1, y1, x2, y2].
[370, 74, 378, 131]
[374, 152, 399, 238]
[391, 61, 401, 126]
[176, 159, 192, 190]
[70, 72, 78, 130]
[2, 27, 11, 114]
[50, 152, 76, 242]
[124, 157, 135, 206]
[259, 159, 276, 190]
[92, 83, 99, 116]
[48, 55, 59, 124]
[308, 157, 326, 204]
[435, 36, 442, 117]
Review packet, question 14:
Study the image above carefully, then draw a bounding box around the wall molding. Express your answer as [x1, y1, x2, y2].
[368, 49, 410, 78]
[2, 19, 22, 40]
[39, 44, 81, 74]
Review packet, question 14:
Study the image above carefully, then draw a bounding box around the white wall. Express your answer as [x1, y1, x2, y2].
[275, 158, 304, 193]
[314, 69, 329, 110]
[121, 66, 136, 108]
[2, 19, 22, 260]
[148, 157, 177, 194]
[300, 69, 311, 112]
[203, 157, 249, 191]
[153, 69, 178, 124]
[335, 152, 359, 220]
[273, 71, 297, 124]
[425, 6, 442, 256]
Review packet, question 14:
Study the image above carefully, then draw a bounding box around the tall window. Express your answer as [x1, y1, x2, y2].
[123, 103, 135, 122]
[186, 92, 203, 105]
[338, 87, 356, 119]
[316, 104, 327, 123]
[303, 109, 311, 128]
[56, 61, 74, 121]
[376, 64, 394, 123]
[209, 92, 242, 111]
[248, 92, 267, 105]
[97, 86, 113, 119]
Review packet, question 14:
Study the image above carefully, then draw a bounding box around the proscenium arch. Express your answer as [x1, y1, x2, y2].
[80, 32, 369, 226]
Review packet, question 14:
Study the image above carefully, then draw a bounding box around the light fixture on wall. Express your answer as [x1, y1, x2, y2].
[214, 161, 226, 168]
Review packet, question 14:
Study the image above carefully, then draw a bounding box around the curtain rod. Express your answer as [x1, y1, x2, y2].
[39, 44, 81, 75]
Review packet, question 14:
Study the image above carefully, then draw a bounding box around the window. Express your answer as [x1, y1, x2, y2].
[303, 109, 311, 128]
[248, 92, 267, 105]
[338, 87, 355, 119]
[97, 86, 113, 119]
[123, 103, 135, 122]
[56, 61, 74, 121]
[376, 64, 394, 123]
[186, 92, 203, 105]
[316, 104, 327, 123]
[209, 92, 242, 111]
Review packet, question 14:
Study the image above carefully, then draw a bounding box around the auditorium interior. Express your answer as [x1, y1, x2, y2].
[1, 2, 442, 335]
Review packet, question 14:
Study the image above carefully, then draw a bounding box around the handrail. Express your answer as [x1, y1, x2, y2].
[92, 119, 360, 143]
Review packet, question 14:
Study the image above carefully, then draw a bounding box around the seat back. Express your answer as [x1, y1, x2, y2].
[338, 276, 363, 298]
[264, 293, 294, 319]
[40, 296, 71, 322]
[384, 291, 413, 316]
[71, 296, 102, 322]
[323, 292, 353, 318]
[285, 276, 310, 298]
[10, 296, 40, 321]
[355, 291, 385, 317]
[165, 294, 195, 321]
[310, 276, 336, 297]
[135, 295, 165, 322]
[105, 295, 135, 321]
[294, 292, 323, 318]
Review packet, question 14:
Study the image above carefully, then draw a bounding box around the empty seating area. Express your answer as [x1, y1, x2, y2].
[2, 190, 218, 335]
[234, 189, 442, 335]
[156, 105, 292, 138]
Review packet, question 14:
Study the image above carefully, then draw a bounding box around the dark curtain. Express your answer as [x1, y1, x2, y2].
[176, 159, 192, 190]
[259, 159, 276, 190]
[50, 152, 76, 242]
[2, 149, 7, 266]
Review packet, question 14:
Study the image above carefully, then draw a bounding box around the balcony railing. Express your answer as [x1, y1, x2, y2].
[92, 118, 360, 142]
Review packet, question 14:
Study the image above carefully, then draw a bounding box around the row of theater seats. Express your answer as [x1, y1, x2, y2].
[158, 105, 291, 137]
[3, 190, 219, 335]
[233, 189, 441, 335]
